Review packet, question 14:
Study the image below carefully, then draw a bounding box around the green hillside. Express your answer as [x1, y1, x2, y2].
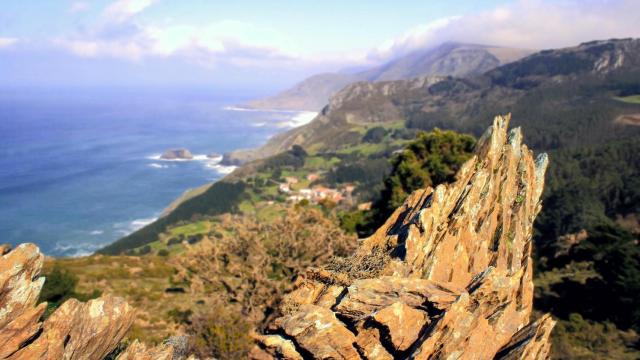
[103, 39, 640, 256]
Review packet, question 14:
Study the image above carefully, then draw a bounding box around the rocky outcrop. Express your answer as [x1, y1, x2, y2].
[161, 148, 194, 160]
[251, 115, 555, 359]
[0, 243, 173, 360]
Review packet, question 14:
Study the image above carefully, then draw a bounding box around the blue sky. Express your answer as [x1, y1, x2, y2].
[1, 0, 639, 89]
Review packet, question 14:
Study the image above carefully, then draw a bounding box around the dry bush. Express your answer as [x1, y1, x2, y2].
[187, 303, 253, 360]
[174, 206, 357, 357]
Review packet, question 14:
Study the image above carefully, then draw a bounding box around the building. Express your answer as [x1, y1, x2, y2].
[278, 183, 291, 193]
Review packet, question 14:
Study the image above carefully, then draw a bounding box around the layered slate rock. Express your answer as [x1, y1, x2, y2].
[252, 115, 555, 359]
[0, 243, 173, 360]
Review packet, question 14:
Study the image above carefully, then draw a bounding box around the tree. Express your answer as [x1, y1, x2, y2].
[358, 129, 475, 235]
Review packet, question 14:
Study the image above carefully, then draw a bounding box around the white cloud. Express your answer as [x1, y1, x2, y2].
[0, 37, 18, 48]
[55, 1, 302, 67]
[370, 0, 640, 59]
[52, 0, 640, 72]
[69, 1, 89, 13]
[103, 0, 157, 23]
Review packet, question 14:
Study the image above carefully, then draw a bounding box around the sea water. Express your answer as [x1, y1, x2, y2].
[0, 87, 317, 256]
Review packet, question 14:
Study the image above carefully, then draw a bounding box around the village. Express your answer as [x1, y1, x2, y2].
[272, 173, 371, 211]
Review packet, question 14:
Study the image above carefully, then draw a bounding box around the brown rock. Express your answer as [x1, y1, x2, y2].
[354, 325, 393, 360]
[251, 334, 304, 360]
[253, 115, 555, 359]
[0, 244, 174, 360]
[496, 314, 556, 360]
[160, 148, 193, 160]
[372, 302, 428, 352]
[334, 276, 460, 321]
[115, 340, 174, 360]
[275, 304, 360, 359]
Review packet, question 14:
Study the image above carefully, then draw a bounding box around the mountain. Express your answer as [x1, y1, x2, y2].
[245, 38, 640, 159]
[359, 41, 532, 81]
[243, 72, 362, 111]
[109, 38, 640, 254]
[244, 42, 533, 111]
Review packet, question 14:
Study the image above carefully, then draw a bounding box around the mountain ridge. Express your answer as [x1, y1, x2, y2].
[231, 37, 640, 166]
[104, 37, 640, 263]
[244, 42, 533, 111]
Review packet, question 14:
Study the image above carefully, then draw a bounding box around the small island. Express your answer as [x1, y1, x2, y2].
[160, 148, 193, 160]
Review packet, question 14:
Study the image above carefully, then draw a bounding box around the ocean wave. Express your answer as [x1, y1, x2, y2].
[276, 111, 318, 128]
[113, 217, 158, 237]
[130, 217, 157, 231]
[206, 163, 237, 174]
[147, 154, 221, 163]
[149, 163, 170, 169]
[147, 154, 192, 162]
[53, 241, 109, 257]
[224, 105, 318, 129]
[207, 155, 223, 162]
[146, 152, 228, 176]
[223, 105, 297, 113]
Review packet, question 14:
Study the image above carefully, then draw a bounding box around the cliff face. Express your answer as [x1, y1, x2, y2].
[0, 244, 174, 360]
[251, 115, 555, 359]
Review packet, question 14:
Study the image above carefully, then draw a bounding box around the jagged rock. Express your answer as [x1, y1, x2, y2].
[115, 340, 174, 360]
[495, 314, 555, 360]
[271, 305, 360, 359]
[0, 243, 174, 360]
[333, 277, 460, 321]
[161, 148, 194, 160]
[371, 302, 428, 352]
[354, 325, 393, 360]
[253, 115, 556, 359]
[251, 335, 304, 360]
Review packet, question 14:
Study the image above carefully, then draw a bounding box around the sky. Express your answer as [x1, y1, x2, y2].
[1, 0, 639, 90]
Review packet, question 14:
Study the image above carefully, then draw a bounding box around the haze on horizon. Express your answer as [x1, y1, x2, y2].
[1, 0, 639, 91]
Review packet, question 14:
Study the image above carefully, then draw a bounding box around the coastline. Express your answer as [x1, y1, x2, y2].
[218, 107, 318, 166]
[71, 106, 317, 258]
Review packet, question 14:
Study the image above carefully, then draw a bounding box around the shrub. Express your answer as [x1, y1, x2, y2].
[38, 265, 101, 317]
[360, 129, 475, 235]
[187, 305, 253, 360]
[39, 265, 77, 305]
[363, 126, 387, 143]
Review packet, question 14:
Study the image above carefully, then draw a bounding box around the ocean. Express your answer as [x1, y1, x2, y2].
[0, 87, 316, 257]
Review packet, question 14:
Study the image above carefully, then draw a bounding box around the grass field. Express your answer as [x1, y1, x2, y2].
[45, 255, 188, 344]
[168, 220, 211, 237]
[614, 95, 640, 104]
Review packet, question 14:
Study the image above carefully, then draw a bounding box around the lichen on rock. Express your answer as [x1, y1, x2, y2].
[251, 114, 556, 360]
